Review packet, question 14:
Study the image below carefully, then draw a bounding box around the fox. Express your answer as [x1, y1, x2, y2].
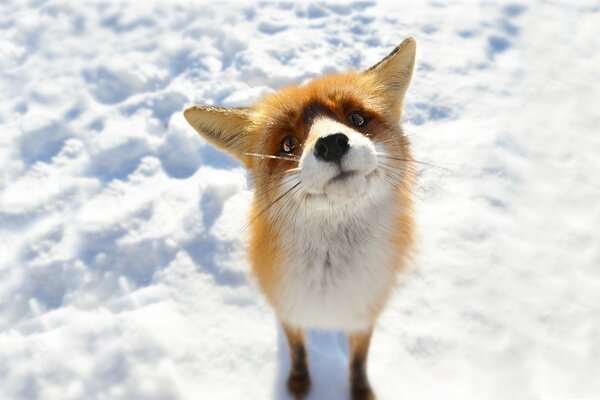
[183, 37, 417, 400]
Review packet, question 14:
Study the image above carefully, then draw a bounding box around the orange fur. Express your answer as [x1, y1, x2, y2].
[184, 38, 417, 400]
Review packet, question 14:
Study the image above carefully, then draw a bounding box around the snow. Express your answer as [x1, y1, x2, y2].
[1, 1, 599, 399]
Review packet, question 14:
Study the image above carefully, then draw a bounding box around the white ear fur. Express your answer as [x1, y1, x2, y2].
[364, 37, 417, 113]
[183, 106, 252, 166]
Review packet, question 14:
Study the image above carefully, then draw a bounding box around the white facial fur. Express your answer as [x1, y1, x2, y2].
[298, 117, 378, 202]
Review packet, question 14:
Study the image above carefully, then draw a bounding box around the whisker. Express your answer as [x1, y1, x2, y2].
[377, 162, 436, 202]
[253, 175, 299, 200]
[247, 181, 301, 228]
[250, 167, 301, 184]
[378, 165, 404, 183]
[244, 152, 300, 162]
[272, 184, 303, 226]
[377, 163, 418, 187]
[378, 160, 417, 172]
[289, 191, 303, 224]
[254, 177, 295, 200]
[376, 152, 456, 174]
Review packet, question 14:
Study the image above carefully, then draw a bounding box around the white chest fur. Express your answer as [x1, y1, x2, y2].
[273, 196, 399, 332]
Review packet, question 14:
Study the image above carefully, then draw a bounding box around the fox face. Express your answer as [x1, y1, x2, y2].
[184, 38, 417, 400]
[185, 38, 415, 213]
[261, 79, 395, 207]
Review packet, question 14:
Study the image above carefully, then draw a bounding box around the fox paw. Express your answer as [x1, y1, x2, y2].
[287, 371, 311, 399]
[351, 384, 375, 400]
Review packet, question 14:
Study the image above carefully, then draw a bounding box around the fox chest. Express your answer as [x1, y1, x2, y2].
[273, 224, 397, 332]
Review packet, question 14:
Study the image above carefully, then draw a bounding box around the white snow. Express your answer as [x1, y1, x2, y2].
[1, 1, 599, 399]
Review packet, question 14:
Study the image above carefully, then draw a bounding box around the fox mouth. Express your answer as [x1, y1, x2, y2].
[314, 168, 379, 201]
[327, 168, 379, 186]
[329, 170, 357, 184]
[302, 167, 381, 203]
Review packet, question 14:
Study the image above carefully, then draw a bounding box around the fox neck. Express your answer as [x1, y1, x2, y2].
[273, 190, 398, 257]
[266, 189, 402, 331]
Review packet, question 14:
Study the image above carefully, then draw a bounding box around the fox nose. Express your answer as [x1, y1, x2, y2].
[314, 133, 350, 162]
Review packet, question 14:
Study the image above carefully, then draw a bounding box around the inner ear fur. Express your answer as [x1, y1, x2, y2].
[183, 105, 253, 166]
[364, 37, 417, 116]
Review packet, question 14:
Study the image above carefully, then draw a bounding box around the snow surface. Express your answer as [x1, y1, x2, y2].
[1, 1, 600, 399]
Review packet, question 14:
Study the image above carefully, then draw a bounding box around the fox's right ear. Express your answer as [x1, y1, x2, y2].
[183, 106, 253, 167]
[364, 37, 416, 119]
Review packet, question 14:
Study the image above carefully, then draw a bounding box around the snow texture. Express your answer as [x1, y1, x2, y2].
[1, 1, 599, 399]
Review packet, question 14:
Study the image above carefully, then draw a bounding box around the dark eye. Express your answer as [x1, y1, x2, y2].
[349, 112, 366, 127]
[281, 136, 299, 153]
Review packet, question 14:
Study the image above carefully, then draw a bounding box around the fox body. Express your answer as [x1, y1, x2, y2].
[184, 38, 417, 400]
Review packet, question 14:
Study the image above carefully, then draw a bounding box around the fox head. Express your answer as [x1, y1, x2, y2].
[184, 38, 416, 213]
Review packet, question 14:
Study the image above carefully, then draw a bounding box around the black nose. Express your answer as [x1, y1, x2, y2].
[314, 133, 350, 162]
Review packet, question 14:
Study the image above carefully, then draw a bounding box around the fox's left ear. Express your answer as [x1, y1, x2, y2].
[364, 37, 416, 115]
[183, 105, 253, 167]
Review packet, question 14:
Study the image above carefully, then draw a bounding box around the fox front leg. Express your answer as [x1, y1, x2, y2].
[283, 323, 311, 399]
[349, 328, 375, 400]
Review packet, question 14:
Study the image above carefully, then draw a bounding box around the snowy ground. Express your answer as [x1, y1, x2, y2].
[1, 1, 599, 399]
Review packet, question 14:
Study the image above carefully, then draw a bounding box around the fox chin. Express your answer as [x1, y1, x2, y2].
[184, 37, 417, 400]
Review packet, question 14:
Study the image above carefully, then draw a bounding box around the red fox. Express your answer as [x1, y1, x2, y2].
[184, 38, 417, 400]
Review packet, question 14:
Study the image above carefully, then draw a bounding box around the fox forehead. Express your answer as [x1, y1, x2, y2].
[251, 73, 386, 129]
[247, 73, 388, 152]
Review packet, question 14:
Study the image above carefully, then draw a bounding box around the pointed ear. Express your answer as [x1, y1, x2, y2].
[364, 37, 416, 115]
[183, 106, 253, 166]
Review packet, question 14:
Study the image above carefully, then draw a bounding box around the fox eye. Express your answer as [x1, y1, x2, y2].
[281, 136, 299, 153]
[349, 112, 366, 127]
